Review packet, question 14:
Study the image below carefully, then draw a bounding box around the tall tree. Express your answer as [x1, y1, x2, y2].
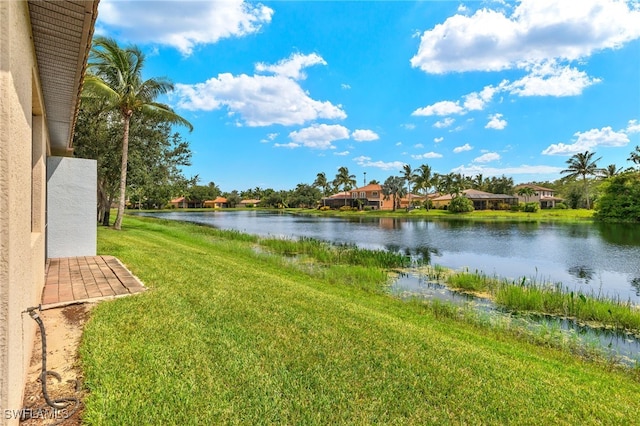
[517, 186, 535, 203]
[382, 176, 406, 211]
[628, 145, 640, 168]
[599, 164, 623, 179]
[84, 36, 193, 230]
[333, 166, 356, 206]
[401, 164, 417, 202]
[413, 164, 433, 211]
[561, 151, 601, 209]
[313, 172, 332, 206]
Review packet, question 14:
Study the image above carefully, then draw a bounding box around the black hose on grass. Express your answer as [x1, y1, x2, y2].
[24, 306, 81, 425]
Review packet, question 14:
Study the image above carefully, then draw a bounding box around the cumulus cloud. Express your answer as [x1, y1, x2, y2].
[453, 143, 473, 153]
[434, 137, 444, 143]
[334, 151, 350, 156]
[433, 118, 456, 129]
[485, 113, 507, 130]
[506, 61, 600, 97]
[411, 0, 640, 74]
[174, 54, 346, 127]
[627, 119, 640, 134]
[542, 126, 631, 155]
[274, 142, 299, 149]
[473, 152, 501, 163]
[412, 101, 464, 117]
[414, 143, 424, 148]
[255, 53, 326, 80]
[98, 0, 273, 55]
[288, 124, 350, 150]
[411, 152, 443, 160]
[352, 129, 380, 142]
[354, 156, 407, 170]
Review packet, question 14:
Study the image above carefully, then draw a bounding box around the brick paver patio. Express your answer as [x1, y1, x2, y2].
[42, 255, 146, 308]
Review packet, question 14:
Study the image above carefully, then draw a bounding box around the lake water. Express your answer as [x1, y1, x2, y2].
[138, 210, 640, 303]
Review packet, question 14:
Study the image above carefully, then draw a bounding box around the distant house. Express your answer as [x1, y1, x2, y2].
[169, 197, 204, 209]
[515, 184, 563, 209]
[322, 184, 395, 210]
[399, 194, 428, 209]
[431, 189, 518, 210]
[239, 199, 261, 207]
[204, 196, 228, 208]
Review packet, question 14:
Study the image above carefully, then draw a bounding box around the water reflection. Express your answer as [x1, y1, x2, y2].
[136, 211, 640, 303]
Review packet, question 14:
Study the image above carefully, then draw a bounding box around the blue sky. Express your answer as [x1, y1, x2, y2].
[96, 0, 640, 192]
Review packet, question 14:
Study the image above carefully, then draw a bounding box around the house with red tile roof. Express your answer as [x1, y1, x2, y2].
[322, 184, 395, 210]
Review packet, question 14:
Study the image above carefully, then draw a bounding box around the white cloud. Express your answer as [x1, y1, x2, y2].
[412, 101, 464, 117]
[352, 129, 380, 142]
[434, 137, 444, 143]
[274, 142, 300, 149]
[334, 151, 350, 156]
[256, 53, 326, 80]
[627, 119, 640, 134]
[411, 152, 443, 160]
[473, 152, 501, 163]
[98, 0, 273, 56]
[433, 118, 456, 128]
[401, 123, 416, 130]
[463, 85, 498, 110]
[414, 143, 424, 149]
[174, 54, 346, 127]
[354, 156, 407, 170]
[506, 62, 600, 97]
[411, 0, 640, 74]
[395, 142, 403, 146]
[341, 83, 352, 90]
[453, 143, 473, 153]
[542, 126, 630, 155]
[485, 113, 507, 130]
[288, 124, 350, 150]
[451, 164, 564, 177]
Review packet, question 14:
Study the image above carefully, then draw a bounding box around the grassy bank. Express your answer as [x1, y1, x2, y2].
[80, 216, 640, 424]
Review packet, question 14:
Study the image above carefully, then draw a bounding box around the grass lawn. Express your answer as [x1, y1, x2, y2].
[80, 216, 640, 425]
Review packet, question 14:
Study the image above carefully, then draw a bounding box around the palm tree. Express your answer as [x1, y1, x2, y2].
[84, 36, 193, 230]
[560, 151, 601, 209]
[333, 166, 356, 206]
[599, 164, 623, 179]
[413, 164, 433, 211]
[629, 145, 640, 168]
[400, 164, 417, 207]
[382, 176, 406, 211]
[313, 172, 332, 206]
[517, 186, 535, 203]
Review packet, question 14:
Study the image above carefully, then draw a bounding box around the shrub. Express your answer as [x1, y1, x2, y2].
[448, 196, 474, 213]
[496, 202, 511, 210]
[339, 205, 355, 212]
[554, 202, 567, 210]
[363, 206, 374, 211]
[319, 206, 331, 211]
[511, 203, 524, 212]
[523, 202, 539, 213]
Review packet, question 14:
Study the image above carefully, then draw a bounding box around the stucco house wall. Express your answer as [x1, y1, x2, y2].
[0, 1, 47, 418]
[0, 2, 98, 423]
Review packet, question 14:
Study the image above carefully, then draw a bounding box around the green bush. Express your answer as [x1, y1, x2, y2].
[523, 202, 539, 213]
[553, 203, 567, 209]
[363, 206, 374, 211]
[448, 196, 474, 213]
[595, 171, 640, 222]
[511, 203, 524, 212]
[319, 206, 331, 211]
[339, 205, 356, 212]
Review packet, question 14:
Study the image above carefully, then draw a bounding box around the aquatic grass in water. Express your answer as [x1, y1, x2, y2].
[443, 269, 640, 333]
[259, 236, 412, 269]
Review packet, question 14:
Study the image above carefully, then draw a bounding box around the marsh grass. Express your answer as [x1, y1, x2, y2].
[444, 269, 640, 333]
[259, 236, 413, 269]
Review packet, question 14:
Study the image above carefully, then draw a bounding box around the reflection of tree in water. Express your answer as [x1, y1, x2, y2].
[568, 265, 595, 284]
[411, 246, 441, 264]
[630, 278, 640, 296]
[597, 223, 640, 247]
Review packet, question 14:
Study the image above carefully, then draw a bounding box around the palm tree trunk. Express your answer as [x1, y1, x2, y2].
[114, 113, 132, 230]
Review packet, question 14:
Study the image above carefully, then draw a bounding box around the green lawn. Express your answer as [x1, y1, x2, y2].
[80, 216, 640, 425]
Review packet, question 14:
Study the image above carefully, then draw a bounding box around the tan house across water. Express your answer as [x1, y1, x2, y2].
[204, 196, 228, 208]
[431, 189, 519, 210]
[514, 184, 563, 209]
[322, 184, 395, 210]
